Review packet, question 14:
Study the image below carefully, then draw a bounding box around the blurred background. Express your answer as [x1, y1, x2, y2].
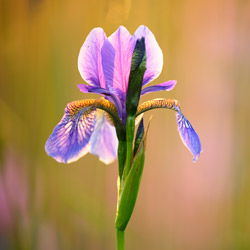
[0, 0, 249, 249]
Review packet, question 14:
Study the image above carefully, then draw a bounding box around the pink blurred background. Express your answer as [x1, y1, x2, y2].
[0, 0, 250, 249]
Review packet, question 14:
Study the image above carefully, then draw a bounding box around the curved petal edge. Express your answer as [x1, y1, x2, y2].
[141, 80, 177, 96]
[45, 103, 96, 163]
[133, 25, 163, 86]
[89, 110, 118, 164]
[176, 110, 202, 162]
[78, 28, 107, 88]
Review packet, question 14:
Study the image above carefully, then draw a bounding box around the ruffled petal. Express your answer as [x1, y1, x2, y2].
[176, 109, 202, 162]
[133, 25, 163, 86]
[45, 102, 96, 163]
[141, 80, 177, 96]
[107, 26, 136, 93]
[89, 110, 118, 164]
[78, 28, 107, 88]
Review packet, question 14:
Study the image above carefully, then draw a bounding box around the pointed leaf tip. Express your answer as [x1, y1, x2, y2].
[133, 118, 144, 156]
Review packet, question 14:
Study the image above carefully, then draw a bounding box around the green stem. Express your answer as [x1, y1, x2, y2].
[118, 140, 127, 180]
[124, 115, 135, 177]
[116, 229, 125, 250]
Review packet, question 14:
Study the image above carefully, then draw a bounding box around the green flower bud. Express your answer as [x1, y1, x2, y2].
[126, 38, 147, 117]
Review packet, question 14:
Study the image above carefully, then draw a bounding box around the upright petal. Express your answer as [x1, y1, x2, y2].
[45, 102, 96, 163]
[101, 39, 115, 91]
[90, 110, 118, 164]
[133, 25, 163, 86]
[106, 26, 136, 93]
[78, 28, 107, 88]
[176, 110, 202, 162]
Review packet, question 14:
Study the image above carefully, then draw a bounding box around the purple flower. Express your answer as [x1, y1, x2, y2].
[45, 25, 201, 164]
[77, 26, 176, 123]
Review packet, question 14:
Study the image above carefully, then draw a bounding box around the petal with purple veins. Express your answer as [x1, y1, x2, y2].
[90, 110, 118, 164]
[141, 80, 177, 96]
[133, 25, 163, 86]
[176, 110, 202, 162]
[101, 39, 115, 91]
[107, 26, 136, 93]
[45, 103, 96, 163]
[78, 28, 107, 88]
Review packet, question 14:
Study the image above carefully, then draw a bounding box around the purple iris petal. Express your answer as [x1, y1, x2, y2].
[90, 110, 118, 164]
[101, 39, 115, 91]
[107, 26, 136, 93]
[45, 105, 96, 163]
[77, 84, 123, 117]
[78, 28, 107, 88]
[47, 26, 200, 165]
[176, 109, 202, 162]
[133, 25, 163, 86]
[141, 80, 177, 96]
[77, 84, 93, 93]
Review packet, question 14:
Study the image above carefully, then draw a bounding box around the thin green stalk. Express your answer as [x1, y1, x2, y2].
[118, 140, 127, 180]
[116, 229, 125, 250]
[124, 115, 135, 177]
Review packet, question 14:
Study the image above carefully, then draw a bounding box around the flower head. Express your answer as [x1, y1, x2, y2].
[77, 26, 176, 123]
[45, 25, 201, 164]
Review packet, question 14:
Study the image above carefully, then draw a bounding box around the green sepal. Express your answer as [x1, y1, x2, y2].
[126, 37, 147, 117]
[115, 122, 146, 231]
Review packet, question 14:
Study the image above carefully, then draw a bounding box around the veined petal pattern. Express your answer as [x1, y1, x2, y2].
[45, 102, 96, 163]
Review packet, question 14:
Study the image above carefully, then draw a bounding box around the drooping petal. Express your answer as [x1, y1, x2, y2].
[141, 80, 177, 96]
[133, 25, 163, 86]
[78, 28, 107, 88]
[45, 103, 96, 163]
[89, 110, 118, 164]
[176, 110, 202, 162]
[106, 26, 136, 93]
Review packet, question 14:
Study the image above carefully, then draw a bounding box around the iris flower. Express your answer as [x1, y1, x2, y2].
[45, 25, 202, 165]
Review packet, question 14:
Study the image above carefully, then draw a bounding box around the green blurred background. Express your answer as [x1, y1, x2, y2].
[0, 0, 249, 249]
